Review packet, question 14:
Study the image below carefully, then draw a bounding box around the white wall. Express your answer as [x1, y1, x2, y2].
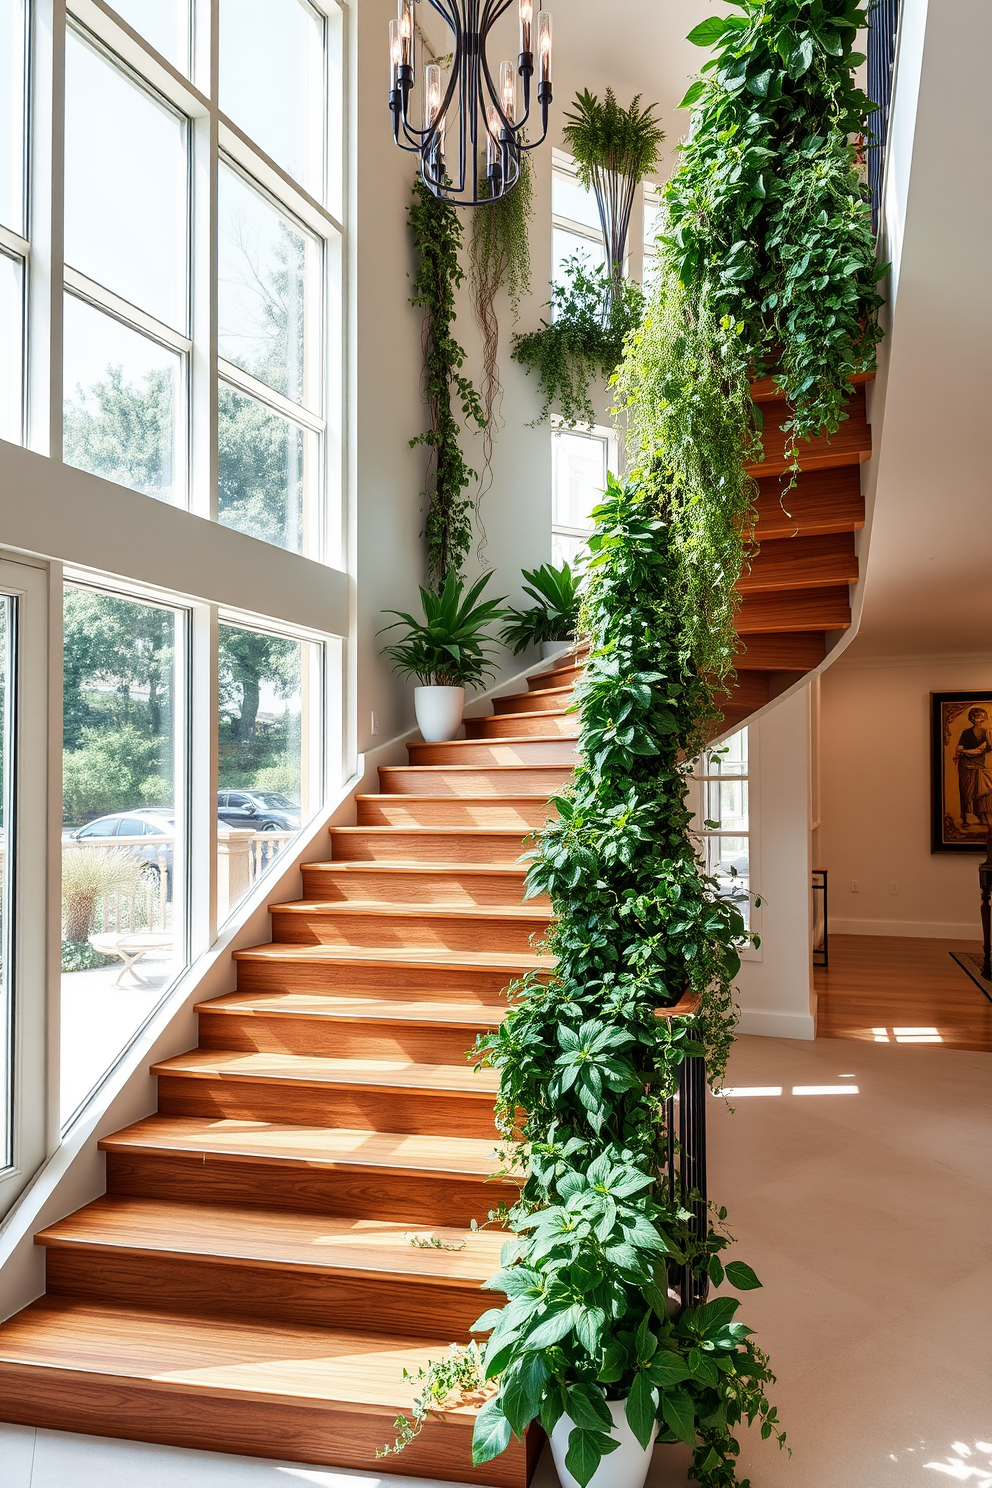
[736, 689, 816, 1041]
[818, 656, 991, 938]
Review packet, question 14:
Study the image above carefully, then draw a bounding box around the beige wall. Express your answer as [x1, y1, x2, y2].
[817, 656, 992, 938]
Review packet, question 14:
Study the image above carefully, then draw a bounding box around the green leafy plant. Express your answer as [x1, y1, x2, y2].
[462, 478, 783, 1487]
[379, 569, 507, 689]
[376, 1341, 491, 1459]
[470, 155, 533, 541]
[614, 0, 884, 695]
[409, 178, 487, 588]
[562, 88, 665, 304]
[500, 562, 582, 654]
[512, 257, 643, 427]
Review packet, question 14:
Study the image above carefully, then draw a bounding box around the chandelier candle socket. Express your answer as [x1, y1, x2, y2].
[388, 0, 553, 206]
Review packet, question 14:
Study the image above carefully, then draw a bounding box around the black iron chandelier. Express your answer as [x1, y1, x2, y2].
[389, 0, 554, 206]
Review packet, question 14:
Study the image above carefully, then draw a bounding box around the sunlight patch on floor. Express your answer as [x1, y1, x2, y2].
[872, 1025, 944, 1043]
[924, 1439, 992, 1484]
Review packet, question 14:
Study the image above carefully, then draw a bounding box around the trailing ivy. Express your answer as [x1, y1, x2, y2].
[465, 478, 784, 1488]
[470, 156, 533, 468]
[512, 257, 643, 427]
[615, 0, 884, 691]
[409, 178, 487, 588]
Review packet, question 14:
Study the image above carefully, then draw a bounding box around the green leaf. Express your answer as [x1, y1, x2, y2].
[678, 80, 706, 109]
[566, 1383, 613, 1431]
[661, 1388, 697, 1447]
[686, 16, 731, 46]
[472, 1397, 513, 1464]
[649, 1351, 691, 1388]
[626, 1370, 659, 1450]
[724, 1260, 763, 1291]
[501, 1353, 548, 1436]
[524, 1305, 582, 1350]
[564, 1427, 620, 1488]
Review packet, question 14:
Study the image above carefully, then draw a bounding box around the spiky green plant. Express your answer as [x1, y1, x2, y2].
[379, 569, 506, 689]
[500, 562, 582, 654]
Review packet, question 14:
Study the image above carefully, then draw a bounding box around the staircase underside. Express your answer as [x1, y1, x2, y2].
[0, 381, 869, 1482]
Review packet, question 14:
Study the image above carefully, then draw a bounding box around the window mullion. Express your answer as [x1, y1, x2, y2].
[189, 602, 218, 952]
[190, 105, 217, 521]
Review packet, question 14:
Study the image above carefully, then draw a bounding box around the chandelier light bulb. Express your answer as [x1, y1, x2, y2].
[500, 60, 516, 123]
[539, 11, 553, 83]
[487, 105, 501, 168]
[397, 0, 414, 70]
[519, 0, 534, 58]
[388, 19, 402, 87]
[425, 63, 442, 125]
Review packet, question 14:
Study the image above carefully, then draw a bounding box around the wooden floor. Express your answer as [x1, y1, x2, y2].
[815, 933, 992, 1052]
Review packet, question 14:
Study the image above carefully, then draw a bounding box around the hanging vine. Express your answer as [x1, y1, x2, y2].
[408, 177, 487, 589]
[469, 155, 533, 543]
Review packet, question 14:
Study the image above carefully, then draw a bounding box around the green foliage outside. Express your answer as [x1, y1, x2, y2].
[63, 365, 175, 499]
[409, 179, 487, 589]
[380, 569, 506, 690]
[217, 625, 302, 795]
[500, 563, 581, 654]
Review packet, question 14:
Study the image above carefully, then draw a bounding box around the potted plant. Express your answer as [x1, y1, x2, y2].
[380, 569, 506, 743]
[500, 561, 582, 661]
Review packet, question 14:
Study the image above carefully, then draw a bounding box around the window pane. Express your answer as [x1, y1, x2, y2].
[551, 531, 588, 568]
[0, 0, 26, 234]
[218, 384, 313, 552]
[63, 296, 182, 503]
[0, 251, 22, 443]
[61, 586, 188, 1127]
[64, 30, 187, 329]
[218, 622, 321, 923]
[553, 228, 606, 290]
[643, 190, 663, 249]
[111, 0, 190, 73]
[219, 0, 324, 191]
[219, 166, 319, 407]
[0, 599, 13, 1167]
[553, 431, 607, 531]
[553, 171, 600, 233]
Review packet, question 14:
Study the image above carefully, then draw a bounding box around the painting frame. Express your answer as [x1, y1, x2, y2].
[930, 690, 992, 853]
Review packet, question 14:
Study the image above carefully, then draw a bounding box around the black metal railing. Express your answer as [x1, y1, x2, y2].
[866, 0, 903, 233]
[666, 1036, 710, 1310]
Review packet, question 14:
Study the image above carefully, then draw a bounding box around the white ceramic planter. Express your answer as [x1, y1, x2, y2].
[550, 1399, 654, 1488]
[541, 640, 573, 661]
[414, 685, 465, 743]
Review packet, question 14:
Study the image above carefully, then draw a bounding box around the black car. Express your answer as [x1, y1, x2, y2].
[217, 790, 301, 832]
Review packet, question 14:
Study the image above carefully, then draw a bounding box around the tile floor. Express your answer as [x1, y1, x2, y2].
[3, 1033, 990, 1488]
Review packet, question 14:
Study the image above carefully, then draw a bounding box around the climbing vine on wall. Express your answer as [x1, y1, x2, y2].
[409, 178, 487, 589]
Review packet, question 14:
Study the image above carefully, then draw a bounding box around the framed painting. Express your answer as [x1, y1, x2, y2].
[931, 691, 992, 852]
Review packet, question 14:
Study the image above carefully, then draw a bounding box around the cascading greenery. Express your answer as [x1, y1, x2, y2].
[467, 478, 783, 1488]
[615, 0, 884, 682]
[470, 155, 533, 530]
[409, 178, 487, 589]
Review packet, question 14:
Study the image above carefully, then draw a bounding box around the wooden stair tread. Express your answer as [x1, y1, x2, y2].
[306, 861, 530, 876]
[269, 901, 548, 922]
[99, 1115, 512, 1181]
[152, 1049, 501, 1096]
[330, 826, 537, 838]
[0, 1298, 483, 1415]
[356, 794, 552, 804]
[197, 992, 508, 1028]
[233, 942, 554, 970]
[408, 735, 573, 748]
[37, 1197, 506, 1285]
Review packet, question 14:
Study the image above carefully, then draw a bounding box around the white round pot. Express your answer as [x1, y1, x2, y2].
[541, 640, 573, 661]
[414, 685, 464, 743]
[550, 1399, 654, 1488]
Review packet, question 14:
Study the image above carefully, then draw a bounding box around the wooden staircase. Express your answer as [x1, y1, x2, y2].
[0, 657, 584, 1486]
[0, 380, 869, 1481]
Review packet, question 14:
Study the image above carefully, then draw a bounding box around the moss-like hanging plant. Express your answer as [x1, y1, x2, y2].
[409, 178, 487, 589]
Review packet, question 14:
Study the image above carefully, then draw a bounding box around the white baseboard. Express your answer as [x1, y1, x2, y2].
[736, 1008, 816, 1041]
[830, 918, 982, 939]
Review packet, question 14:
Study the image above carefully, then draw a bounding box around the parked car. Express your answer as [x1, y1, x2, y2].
[68, 810, 177, 883]
[217, 791, 301, 833]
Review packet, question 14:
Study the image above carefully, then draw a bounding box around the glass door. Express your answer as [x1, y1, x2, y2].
[0, 559, 52, 1220]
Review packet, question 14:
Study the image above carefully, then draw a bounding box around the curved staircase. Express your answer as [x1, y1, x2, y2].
[0, 380, 870, 1482]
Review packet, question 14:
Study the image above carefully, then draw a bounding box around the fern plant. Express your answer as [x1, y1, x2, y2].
[379, 569, 506, 689]
[500, 562, 582, 654]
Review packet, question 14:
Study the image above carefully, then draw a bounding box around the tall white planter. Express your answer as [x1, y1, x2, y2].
[414, 685, 464, 743]
[541, 640, 573, 662]
[550, 1400, 654, 1488]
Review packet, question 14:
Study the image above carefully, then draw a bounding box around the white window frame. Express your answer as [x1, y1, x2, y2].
[551, 420, 618, 564]
[688, 726, 762, 960]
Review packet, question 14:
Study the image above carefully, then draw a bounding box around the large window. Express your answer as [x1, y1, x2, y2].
[552, 151, 606, 294]
[218, 620, 322, 922]
[551, 426, 616, 565]
[60, 584, 189, 1126]
[0, 0, 27, 444]
[690, 729, 752, 927]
